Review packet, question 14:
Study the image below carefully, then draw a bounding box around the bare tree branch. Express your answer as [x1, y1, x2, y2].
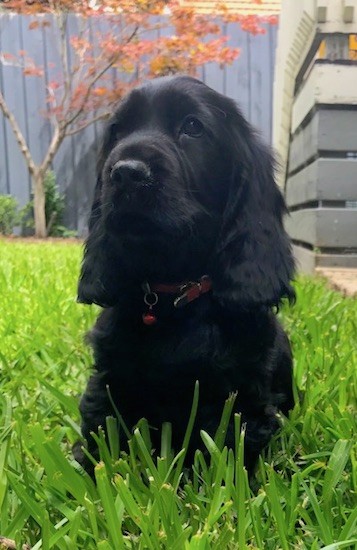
[64, 111, 108, 136]
[57, 11, 71, 113]
[40, 124, 63, 173]
[60, 53, 119, 129]
[0, 90, 36, 176]
[61, 24, 139, 131]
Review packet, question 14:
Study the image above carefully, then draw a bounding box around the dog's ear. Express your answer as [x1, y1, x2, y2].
[77, 152, 123, 307]
[211, 114, 295, 310]
[88, 175, 103, 232]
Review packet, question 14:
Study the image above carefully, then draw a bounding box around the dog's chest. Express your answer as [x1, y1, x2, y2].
[97, 307, 272, 395]
[97, 310, 275, 426]
[136, 318, 235, 379]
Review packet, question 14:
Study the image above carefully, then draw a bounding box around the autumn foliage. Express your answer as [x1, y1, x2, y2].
[1, 1, 276, 128]
[0, 0, 277, 236]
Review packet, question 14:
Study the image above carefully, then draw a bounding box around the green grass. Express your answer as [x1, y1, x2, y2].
[0, 239, 356, 549]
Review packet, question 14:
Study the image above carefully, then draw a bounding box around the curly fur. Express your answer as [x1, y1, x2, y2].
[76, 75, 295, 474]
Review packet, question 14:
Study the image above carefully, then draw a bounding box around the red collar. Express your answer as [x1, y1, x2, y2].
[141, 275, 212, 325]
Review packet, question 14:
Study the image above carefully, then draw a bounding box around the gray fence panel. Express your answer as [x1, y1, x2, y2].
[0, 14, 277, 233]
[249, 26, 276, 142]
[21, 16, 51, 166]
[64, 13, 80, 230]
[44, 12, 74, 218]
[202, 61, 225, 94]
[1, 14, 31, 206]
[225, 21, 250, 121]
[0, 51, 8, 194]
[201, 19, 227, 95]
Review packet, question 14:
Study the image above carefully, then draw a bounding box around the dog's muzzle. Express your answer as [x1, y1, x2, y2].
[110, 160, 154, 190]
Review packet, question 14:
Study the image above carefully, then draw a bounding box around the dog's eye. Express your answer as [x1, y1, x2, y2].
[181, 116, 204, 138]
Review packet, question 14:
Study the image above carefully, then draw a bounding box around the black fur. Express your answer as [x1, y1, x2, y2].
[76, 75, 295, 474]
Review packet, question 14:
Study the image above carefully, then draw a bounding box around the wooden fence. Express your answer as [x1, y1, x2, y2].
[0, 14, 278, 234]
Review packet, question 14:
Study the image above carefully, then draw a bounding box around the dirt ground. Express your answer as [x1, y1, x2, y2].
[1, 235, 81, 245]
[316, 268, 357, 297]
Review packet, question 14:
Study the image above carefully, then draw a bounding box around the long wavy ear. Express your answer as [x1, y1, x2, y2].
[77, 150, 123, 307]
[88, 175, 103, 232]
[88, 120, 116, 231]
[211, 115, 295, 310]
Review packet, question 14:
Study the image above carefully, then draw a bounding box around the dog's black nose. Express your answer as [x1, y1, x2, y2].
[110, 160, 152, 187]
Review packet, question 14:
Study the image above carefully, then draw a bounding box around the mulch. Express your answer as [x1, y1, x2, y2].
[316, 268, 357, 297]
[0, 236, 82, 244]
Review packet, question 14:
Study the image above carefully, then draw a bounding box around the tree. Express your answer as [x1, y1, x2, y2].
[0, 0, 276, 237]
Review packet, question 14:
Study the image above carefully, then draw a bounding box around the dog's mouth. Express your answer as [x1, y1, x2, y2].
[106, 212, 165, 238]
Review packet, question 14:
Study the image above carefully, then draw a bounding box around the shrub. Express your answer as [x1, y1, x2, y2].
[21, 171, 76, 237]
[0, 194, 20, 235]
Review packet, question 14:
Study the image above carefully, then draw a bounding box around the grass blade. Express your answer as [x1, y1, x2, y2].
[214, 392, 237, 451]
[95, 463, 124, 550]
[172, 381, 200, 488]
[322, 439, 352, 512]
[266, 469, 289, 550]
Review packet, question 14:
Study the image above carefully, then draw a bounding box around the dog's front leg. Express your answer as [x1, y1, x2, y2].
[73, 371, 115, 473]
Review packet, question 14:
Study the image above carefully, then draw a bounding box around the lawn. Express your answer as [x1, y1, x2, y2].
[0, 239, 356, 549]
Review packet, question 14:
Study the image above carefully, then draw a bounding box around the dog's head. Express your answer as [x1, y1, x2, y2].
[78, 75, 294, 309]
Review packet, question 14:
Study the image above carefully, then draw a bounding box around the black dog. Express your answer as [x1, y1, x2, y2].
[76, 75, 295, 474]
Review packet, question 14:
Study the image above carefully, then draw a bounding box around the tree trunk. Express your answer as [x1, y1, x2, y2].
[33, 170, 47, 238]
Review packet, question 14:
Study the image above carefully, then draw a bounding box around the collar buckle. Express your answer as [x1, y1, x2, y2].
[174, 276, 211, 308]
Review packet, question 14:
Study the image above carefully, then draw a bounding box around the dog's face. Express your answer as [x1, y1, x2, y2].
[101, 77, 232, 227]
[78, 75, 295, 309]
[93, 77, 235, 281]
